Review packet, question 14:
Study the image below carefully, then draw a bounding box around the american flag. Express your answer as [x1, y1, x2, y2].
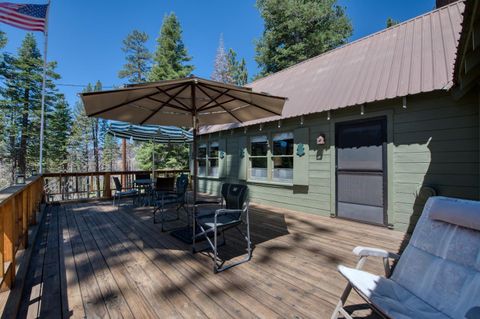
[0, 2, 48, 32]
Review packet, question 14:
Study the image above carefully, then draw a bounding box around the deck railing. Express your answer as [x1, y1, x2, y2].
[0, 176, 43, 291]
[43, 169, 190, 203]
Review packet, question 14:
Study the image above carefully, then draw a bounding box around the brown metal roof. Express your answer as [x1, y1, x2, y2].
[201, 1, 465, 134]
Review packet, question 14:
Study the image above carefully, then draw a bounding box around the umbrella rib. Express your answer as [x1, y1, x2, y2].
[199, 97, 237, 111]
[196, 85, 243, 122]
[197, 88, 230, 111]
[140, 84, 190, 125]
[203, 85, 283, 116]
[200, 82, 286, 101]
[146, 96, 190, 111]
[156, 86, 192, 111]
[87, 82, 187, 117]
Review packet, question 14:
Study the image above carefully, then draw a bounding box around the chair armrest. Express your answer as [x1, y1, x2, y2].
[353, 246, 400, 260]
[194, 199, 222, 207]
[214, 208, 243, 216]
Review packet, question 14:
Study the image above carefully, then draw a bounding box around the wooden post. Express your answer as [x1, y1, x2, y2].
[103, 173, 112, 199]
[21, 190, 28, 249]
[121, 138, 127, 187]
[2, 199, 15, 291]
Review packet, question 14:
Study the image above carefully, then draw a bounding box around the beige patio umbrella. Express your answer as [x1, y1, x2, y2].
[80, 76, 286, 238]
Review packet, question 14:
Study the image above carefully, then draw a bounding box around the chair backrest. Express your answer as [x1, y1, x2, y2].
[175, 174, 189, 197]
[135, 173, 150, 180]
[221, 183, 248, 219]
[391, 196, 480, 319]
[155, 177, 175, 191]
[112, 177, 122, 192]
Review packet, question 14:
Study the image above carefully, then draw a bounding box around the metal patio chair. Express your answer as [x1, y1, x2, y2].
[193, 183, 252, 273]
[331, 196, 480, 319]
[153, 174, 189, 231]
[112, 176, 138, 209]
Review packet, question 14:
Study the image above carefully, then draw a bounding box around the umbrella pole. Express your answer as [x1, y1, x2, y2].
[192, 82, 198, 251]
[152, 140, 155, 179]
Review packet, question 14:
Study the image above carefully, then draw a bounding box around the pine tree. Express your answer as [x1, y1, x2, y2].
[386, 17, 399, 28]
[45, 95, 71, 171]
[101, 133, 118, 171]
[118, 30, 151, 83]
[211, 34, 232, 83]
[227, 49, 248, 86]
[0, 33, 61, 177]
[255, 0, 352, 76]
[149, 13, 194, 81]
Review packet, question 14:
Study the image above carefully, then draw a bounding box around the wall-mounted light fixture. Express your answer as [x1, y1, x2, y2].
[300, 115, 304, 125]
[327, 111, 331, 121]
[244, 126, 248, 134]
[259, 123, 263, 131]
[317, 133, 326, 145]
[402, 96, 407, 109]
[361, 104, 365, 115]
[277, 120, 281, 128]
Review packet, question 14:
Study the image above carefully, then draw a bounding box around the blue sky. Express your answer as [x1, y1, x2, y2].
[1, 0, 435, 108]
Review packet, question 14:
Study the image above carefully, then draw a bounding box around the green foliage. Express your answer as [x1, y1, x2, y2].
[101, 133, 119, 171]
[0, 33, 63, 179]
[136, 142, 189, 170]
[227, 49, 248, 86]
[45, 96, 72, 171]
[255, 0, 352, 76]
[386, 17, 399, 28]
[149, 13, 194, 81]
[0, 30, 7, 49]
[118, 30, 152, 83]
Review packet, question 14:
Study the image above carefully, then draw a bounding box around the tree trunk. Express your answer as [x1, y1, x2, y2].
[18, 88, 29, 175]
[92, 119, 100, 197]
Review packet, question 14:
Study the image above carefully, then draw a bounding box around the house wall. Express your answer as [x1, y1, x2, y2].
[197, 90, 479, 232]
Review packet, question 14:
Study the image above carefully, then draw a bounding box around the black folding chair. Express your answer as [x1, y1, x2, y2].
[193, 183, 252, 273]
[112, 177, 138, 209]
[153, 174, 189, 231]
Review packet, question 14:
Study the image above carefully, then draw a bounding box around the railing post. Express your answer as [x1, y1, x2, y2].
[2, 198, 15, 291]
[103, 173, 112, 199]
[21, 187, 28, 249]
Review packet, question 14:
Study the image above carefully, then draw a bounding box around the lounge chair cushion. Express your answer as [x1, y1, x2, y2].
[338, 265, 451, 319]
[429, 197, 480, 231]
[390, 197, 480, 319]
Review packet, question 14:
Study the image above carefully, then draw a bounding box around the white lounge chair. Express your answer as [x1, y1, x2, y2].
[332, 196, 480, 319]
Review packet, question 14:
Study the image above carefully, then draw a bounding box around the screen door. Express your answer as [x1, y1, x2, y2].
[335, 117, 387, 225]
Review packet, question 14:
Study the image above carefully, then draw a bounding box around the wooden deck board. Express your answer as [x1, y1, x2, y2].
[17, 199, 406, 319]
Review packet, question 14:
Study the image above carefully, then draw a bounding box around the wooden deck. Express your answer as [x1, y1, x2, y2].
[16, 200, 406, 319]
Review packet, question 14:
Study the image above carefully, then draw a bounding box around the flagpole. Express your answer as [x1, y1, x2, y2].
[39, 0, 51, 174]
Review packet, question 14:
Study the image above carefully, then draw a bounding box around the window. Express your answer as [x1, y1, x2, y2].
[272, 132, 294, 182]
[248, 132, 294, 183]
[249, 135, 268, 180]
[198, 144, 207, 176]
[208, 142, 219, 177]
[197, 141, 220, 177]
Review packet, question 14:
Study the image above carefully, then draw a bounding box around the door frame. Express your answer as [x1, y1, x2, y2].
[334, 116, 388, 226]
[329, 109, 394, 227]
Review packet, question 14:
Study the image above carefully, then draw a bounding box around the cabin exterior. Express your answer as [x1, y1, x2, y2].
[197, 0, 480, 232]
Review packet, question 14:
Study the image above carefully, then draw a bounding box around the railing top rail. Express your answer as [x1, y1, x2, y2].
[0, 175, 43, 207]
[43, 169, 190, 178]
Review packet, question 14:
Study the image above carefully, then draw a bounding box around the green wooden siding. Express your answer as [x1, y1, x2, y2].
[197, 90, 479, 232]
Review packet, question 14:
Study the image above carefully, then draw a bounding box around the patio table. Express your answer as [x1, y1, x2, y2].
[134, 179, 154, 206]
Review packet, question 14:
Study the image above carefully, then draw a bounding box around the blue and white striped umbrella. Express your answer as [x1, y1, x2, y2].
[107, 121, 192, 143]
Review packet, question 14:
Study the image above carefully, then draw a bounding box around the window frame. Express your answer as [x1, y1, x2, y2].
[248, 131, 294, 184]
[197, 141, 220, 177]
[271, 132, 294, 183]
